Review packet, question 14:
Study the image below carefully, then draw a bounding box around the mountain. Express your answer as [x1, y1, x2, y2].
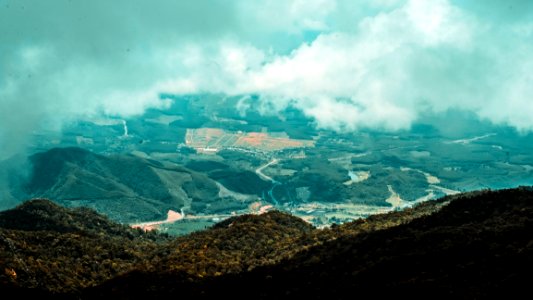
[0, 187, 531, 298]
[0, 199, 167, 295]
[0, 199, 138, 236]
[22, 147, 222, 223]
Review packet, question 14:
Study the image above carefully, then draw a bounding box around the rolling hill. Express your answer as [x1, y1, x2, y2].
[0, 187, 531, 298]
[23, 147, 222, 223]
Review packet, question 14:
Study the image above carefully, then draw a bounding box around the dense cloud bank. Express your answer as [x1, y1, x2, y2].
[1, 0, 532, 158]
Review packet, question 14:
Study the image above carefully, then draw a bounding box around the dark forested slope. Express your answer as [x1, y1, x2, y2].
[0, 187, 531, 299]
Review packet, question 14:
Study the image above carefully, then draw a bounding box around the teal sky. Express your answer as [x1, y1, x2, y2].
[1, 0, 533, 157]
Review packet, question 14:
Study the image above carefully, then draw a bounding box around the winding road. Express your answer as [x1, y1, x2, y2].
[255, 158, 279, 182]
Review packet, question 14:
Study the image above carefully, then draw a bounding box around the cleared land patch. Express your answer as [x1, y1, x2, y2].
[186, 128, 315, 152]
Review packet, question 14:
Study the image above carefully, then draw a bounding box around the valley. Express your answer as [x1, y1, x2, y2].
[2, 1, 532, 296]
[2, 95, 531, 234]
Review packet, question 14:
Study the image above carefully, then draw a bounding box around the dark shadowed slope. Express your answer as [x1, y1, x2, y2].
[0, 187, 531, 298]
[90, 187, 533, 299]
[0, 200, 168, 295]
[0, 199, 137, 236]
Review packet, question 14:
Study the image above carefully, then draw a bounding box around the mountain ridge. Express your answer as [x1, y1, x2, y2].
[21, 147, 224, 223]
[0, 186, 531, 298]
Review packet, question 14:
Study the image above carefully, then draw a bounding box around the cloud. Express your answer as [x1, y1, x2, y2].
[166, 0, 533, 130]
[161, 0, 533, 132]
[1, 0, 533, 158]
[0, 0, 240, 158]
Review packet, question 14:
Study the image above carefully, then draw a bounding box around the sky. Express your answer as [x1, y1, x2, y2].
[1, 0, 533, 159]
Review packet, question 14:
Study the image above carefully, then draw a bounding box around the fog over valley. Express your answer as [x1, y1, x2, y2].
[1, 1, 533, 297]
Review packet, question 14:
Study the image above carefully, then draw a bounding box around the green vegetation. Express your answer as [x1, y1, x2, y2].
[208, 170, 270, 196]
[13, 95, 533, 231]
[1, 187, 531, 298]
[19, 147, 224, 223]
[0, 200, 168, 294]
[185, 160, 229, 172]
[159, 219, 215, 236]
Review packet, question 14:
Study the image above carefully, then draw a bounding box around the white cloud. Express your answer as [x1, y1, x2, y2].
[160, 0, 533, 132]
[1, 0, 533, 159]
[239, 0, 336, 33]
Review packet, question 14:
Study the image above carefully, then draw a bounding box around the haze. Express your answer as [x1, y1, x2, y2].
[1, 0, 533, 159]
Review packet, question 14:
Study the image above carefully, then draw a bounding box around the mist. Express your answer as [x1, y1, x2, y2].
[1, 0, 533, 159]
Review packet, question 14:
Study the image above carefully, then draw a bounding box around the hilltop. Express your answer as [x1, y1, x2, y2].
[0, 187, 531, 298]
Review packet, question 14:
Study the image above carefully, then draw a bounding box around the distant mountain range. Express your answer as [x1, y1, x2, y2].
[0, 187, 531, 298]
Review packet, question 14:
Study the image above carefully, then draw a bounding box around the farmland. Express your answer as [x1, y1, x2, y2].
[185, 128, 315, 153]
